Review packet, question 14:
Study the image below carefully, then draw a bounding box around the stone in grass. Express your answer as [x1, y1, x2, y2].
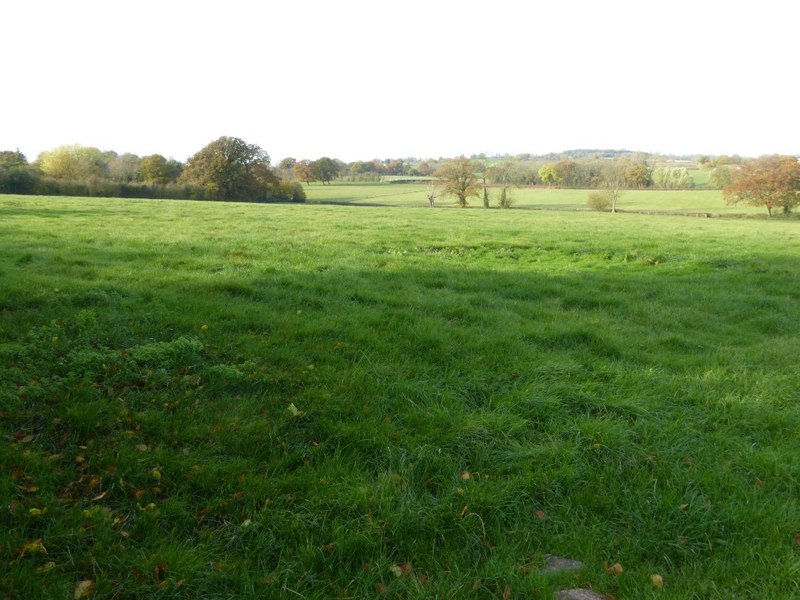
[540, 555, 584, 574]
[554, 589, 607, 600]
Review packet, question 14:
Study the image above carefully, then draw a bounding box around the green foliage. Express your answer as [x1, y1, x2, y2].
[538, 163, 561, 187]
[37, 144, 107, 180]
[587, 191, 611, 210]
[179, 136, 278, 201]
[709, 166, 733, 189]
[140, 154, 181, 184]
[312, 157, 339, 184]
[0, 150, 38, 194]
[497, 187, 513, 208]
[653, 167, 695, 190]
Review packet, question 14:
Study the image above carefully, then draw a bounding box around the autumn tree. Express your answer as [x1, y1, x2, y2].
[625, 161, 652, 188]
[179, 136, 277, 201]
[293, 160, 316, 185]
[723, 155, 800, 216]
[435, 156, 481, 207]
[107, 152, 142, 182]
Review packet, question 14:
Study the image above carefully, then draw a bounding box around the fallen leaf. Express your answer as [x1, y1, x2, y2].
[21, 539, 47, 555]
[36, 561, 56, 573]
[375, 583, 388, 594]
[603, 561, 624, 575]
[91, 490, 108, 502]
[460, 470, 471, 480]
[288, 403, 303, 417]
[400, 563, 413, 575]
[73, 579, 95, 599]
[389, 564, 403, 578]
[651, 573, 664, 588]
[75, 454, 85, 463]
[679, 503, 689, 510]
[502, 583, 511, 599]
[793, 533, 800, 544]
[459, 505, 469, 518]
[154, 563, 168, 581]
[533, 509, 548, 521]
[151, 469, 161, 481]
[136, 444, 149, 452]
[472, 579, 482, 590]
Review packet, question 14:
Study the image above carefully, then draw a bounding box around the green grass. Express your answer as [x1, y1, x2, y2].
[1, 194, 799, 599]
[304, 182, 763, 215]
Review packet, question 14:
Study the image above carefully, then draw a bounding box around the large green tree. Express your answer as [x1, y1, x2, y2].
[141, 154, 181, 184]
[724, 155, 800, 216]
[179, 137, 277, 201]
[37, 144, 106, 180]
[538, 163, 561, 188]
[0, 150, 38, 193]
[434, 156, 481, 208]
[312, 157, 339, 184]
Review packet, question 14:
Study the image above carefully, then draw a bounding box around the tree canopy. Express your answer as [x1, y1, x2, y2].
[434, 156, 481, 208]
[723, 155, 800, 215]
[179, 137, 277, 201]
[37, 145, 107, 180]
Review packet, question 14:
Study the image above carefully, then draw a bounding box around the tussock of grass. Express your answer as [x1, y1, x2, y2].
[1, 195, 799, 598]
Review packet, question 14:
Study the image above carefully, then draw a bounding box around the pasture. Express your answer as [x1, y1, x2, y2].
[1, 193, 799, 598]
[303, 182, 764, 216]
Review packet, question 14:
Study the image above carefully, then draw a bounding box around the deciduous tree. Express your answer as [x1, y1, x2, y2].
[293, 160, 316, 185]
[312, 157, 339, 184]
[538, 163, 560, 188]
[141, 154, 180, 184]
[179, 137, 277, 201]
[435, 156, 481, 208]
[37, 144, 106, 180]
[723, 155, 800, 215]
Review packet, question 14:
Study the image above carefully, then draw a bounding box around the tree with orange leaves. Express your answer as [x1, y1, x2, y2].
[723, 155, 800, 216]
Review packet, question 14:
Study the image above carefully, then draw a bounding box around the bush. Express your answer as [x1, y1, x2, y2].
[587, 191, 611, 211]
[498, 187, 513, 208]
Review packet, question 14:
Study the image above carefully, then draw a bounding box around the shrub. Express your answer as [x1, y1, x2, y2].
[498, 187, 513, 208]
[587, 191, 611, 211]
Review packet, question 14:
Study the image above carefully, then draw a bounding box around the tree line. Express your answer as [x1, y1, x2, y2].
[0, 137, 305, 203]
[2, 140, 797, 214]
[429, 154, 799, 215]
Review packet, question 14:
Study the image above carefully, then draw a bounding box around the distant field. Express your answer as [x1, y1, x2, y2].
[303, 182, 763, 215]
[1, 195, 799, 598]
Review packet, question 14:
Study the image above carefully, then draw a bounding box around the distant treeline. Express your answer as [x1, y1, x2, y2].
[0, 139, 305, 203]
[2, 142, 753, 202]
[280, 152, 745, 190]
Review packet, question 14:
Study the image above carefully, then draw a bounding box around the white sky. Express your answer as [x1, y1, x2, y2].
[2, 0, 798, 163]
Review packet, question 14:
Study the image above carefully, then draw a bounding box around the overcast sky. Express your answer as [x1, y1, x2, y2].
[2, 0, 798, 163]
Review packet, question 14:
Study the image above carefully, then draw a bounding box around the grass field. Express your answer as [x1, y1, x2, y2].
[1, 194, 799, 599]
[302, 182, 764, 216]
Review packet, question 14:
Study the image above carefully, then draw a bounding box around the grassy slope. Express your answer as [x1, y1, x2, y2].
[1, 195, 799, 599]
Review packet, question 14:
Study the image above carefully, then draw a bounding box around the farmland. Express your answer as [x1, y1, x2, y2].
[1, 192, 799, 598]
[303, 182, 765, 216]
